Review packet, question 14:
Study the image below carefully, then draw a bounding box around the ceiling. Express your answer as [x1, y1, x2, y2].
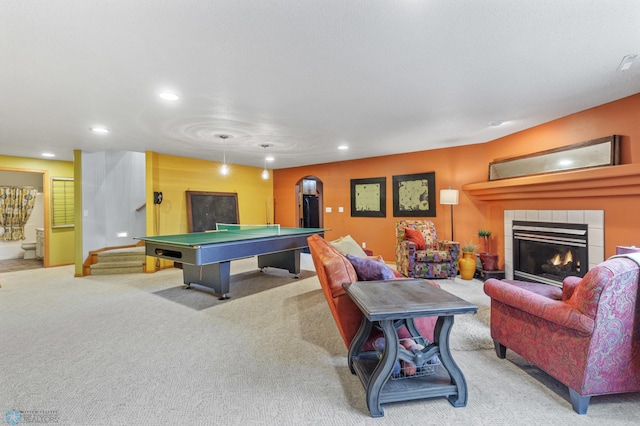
[1, 1, 639, 170]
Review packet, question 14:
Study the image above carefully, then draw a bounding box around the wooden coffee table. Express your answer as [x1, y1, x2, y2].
[343, 279, 477, 417]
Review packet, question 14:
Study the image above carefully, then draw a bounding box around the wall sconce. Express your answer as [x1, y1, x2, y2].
[440, 187, 459, 241]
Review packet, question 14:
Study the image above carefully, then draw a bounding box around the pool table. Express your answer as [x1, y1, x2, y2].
[137, 224, 326, 299]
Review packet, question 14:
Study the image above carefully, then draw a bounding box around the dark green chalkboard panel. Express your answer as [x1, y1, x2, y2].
[186, 191, 239, 233]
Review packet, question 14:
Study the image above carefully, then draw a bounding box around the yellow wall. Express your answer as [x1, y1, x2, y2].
[145, 152, 274, 271]
[0, 155, 75, 267]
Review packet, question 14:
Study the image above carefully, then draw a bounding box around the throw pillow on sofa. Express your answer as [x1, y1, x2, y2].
[331, 235, 368, 258]
[404, 227, 426, 250]
[346, 254, 396, 281]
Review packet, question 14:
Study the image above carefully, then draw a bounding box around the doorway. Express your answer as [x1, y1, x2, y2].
[295, 176, 323, 229]
[0, 169, 45, 269]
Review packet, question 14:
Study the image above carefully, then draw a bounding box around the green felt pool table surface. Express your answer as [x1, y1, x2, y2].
[138, 226, 323, 247]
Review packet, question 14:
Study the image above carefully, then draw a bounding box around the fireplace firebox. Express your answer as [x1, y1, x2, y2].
[512, 221, 588, 287]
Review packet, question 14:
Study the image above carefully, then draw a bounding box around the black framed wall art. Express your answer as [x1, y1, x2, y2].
[392, 172, 435, 217]
[350, 177, 386, 217]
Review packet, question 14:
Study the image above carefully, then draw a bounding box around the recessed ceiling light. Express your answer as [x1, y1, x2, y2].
[42, 153, 55, 158]
[338, 145, 348, 150]
[489, 120, 506, 127]
[159, 92, 180, 101]
[90, 127, 109, 134]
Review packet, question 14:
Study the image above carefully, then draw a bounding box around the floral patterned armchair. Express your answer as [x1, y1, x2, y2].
[483, 256, 640, 414]
[395, 220, 460, 279]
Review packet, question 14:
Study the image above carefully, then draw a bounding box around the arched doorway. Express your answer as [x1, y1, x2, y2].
[295, 176, 323, 228]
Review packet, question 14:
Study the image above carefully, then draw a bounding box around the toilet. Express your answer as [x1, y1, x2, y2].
[21, 241, 37, 259]
[20, 192, 45, 260]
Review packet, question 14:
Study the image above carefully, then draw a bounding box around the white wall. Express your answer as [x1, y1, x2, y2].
[82, 151, 146, 261]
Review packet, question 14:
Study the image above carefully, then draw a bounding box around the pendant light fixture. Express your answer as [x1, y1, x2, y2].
[218, 134, 231, 175]
[260, 144, 272, 180]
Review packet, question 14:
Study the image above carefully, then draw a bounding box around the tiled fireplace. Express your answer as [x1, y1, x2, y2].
[504, 210, 604, 286]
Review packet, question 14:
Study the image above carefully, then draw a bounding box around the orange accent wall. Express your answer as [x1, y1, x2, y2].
[274, 93, 640, 264]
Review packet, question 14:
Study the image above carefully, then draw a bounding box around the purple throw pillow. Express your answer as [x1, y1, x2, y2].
[346, 254, 396, 281]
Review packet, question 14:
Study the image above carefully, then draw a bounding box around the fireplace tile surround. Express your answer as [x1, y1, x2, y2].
[503, 210, 604, 282]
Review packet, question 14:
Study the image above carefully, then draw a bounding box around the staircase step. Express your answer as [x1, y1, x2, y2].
[90, 260, 144, 275]
[90, 265, 144, 275]
[97, 246, 145, 256]
[97, 246, 146, 263]
[88, 246, 146, 275]
[91, 259, 144, 268]
[96, 253, 146, 263]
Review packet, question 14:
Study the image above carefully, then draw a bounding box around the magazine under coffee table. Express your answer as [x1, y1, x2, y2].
[343, 278, 477, 417]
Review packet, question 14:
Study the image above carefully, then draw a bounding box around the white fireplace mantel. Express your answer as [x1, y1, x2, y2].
[504, 210, 604, 281]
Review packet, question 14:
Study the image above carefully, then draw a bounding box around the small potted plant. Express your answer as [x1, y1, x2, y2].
[459, 242, 479, 280]
[461, 242, 480, 253]
[477, 229, 498, 271]
[478, 229, 492, 252]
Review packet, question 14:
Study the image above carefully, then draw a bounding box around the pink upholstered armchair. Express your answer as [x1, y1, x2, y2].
[483, 256, 640, 414]
[395, 220, 460, 279]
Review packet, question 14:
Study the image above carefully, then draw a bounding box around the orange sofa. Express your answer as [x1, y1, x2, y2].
[307, 233, 437, 349]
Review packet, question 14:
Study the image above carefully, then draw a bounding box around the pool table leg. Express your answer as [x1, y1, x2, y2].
[182, 262, 231, 299]
[257, 249, 301, 277]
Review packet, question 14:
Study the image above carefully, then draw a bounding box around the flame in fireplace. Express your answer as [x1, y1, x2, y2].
[551, 251, 573, 266]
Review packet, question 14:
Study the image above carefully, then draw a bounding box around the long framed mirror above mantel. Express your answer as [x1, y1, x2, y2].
[488, 135, 620, 181]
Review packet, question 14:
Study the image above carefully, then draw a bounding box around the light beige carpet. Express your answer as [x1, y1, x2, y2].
[1, 255, 639, 425]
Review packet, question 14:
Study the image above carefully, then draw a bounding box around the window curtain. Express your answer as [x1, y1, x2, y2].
[0, 186, 39, 241]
